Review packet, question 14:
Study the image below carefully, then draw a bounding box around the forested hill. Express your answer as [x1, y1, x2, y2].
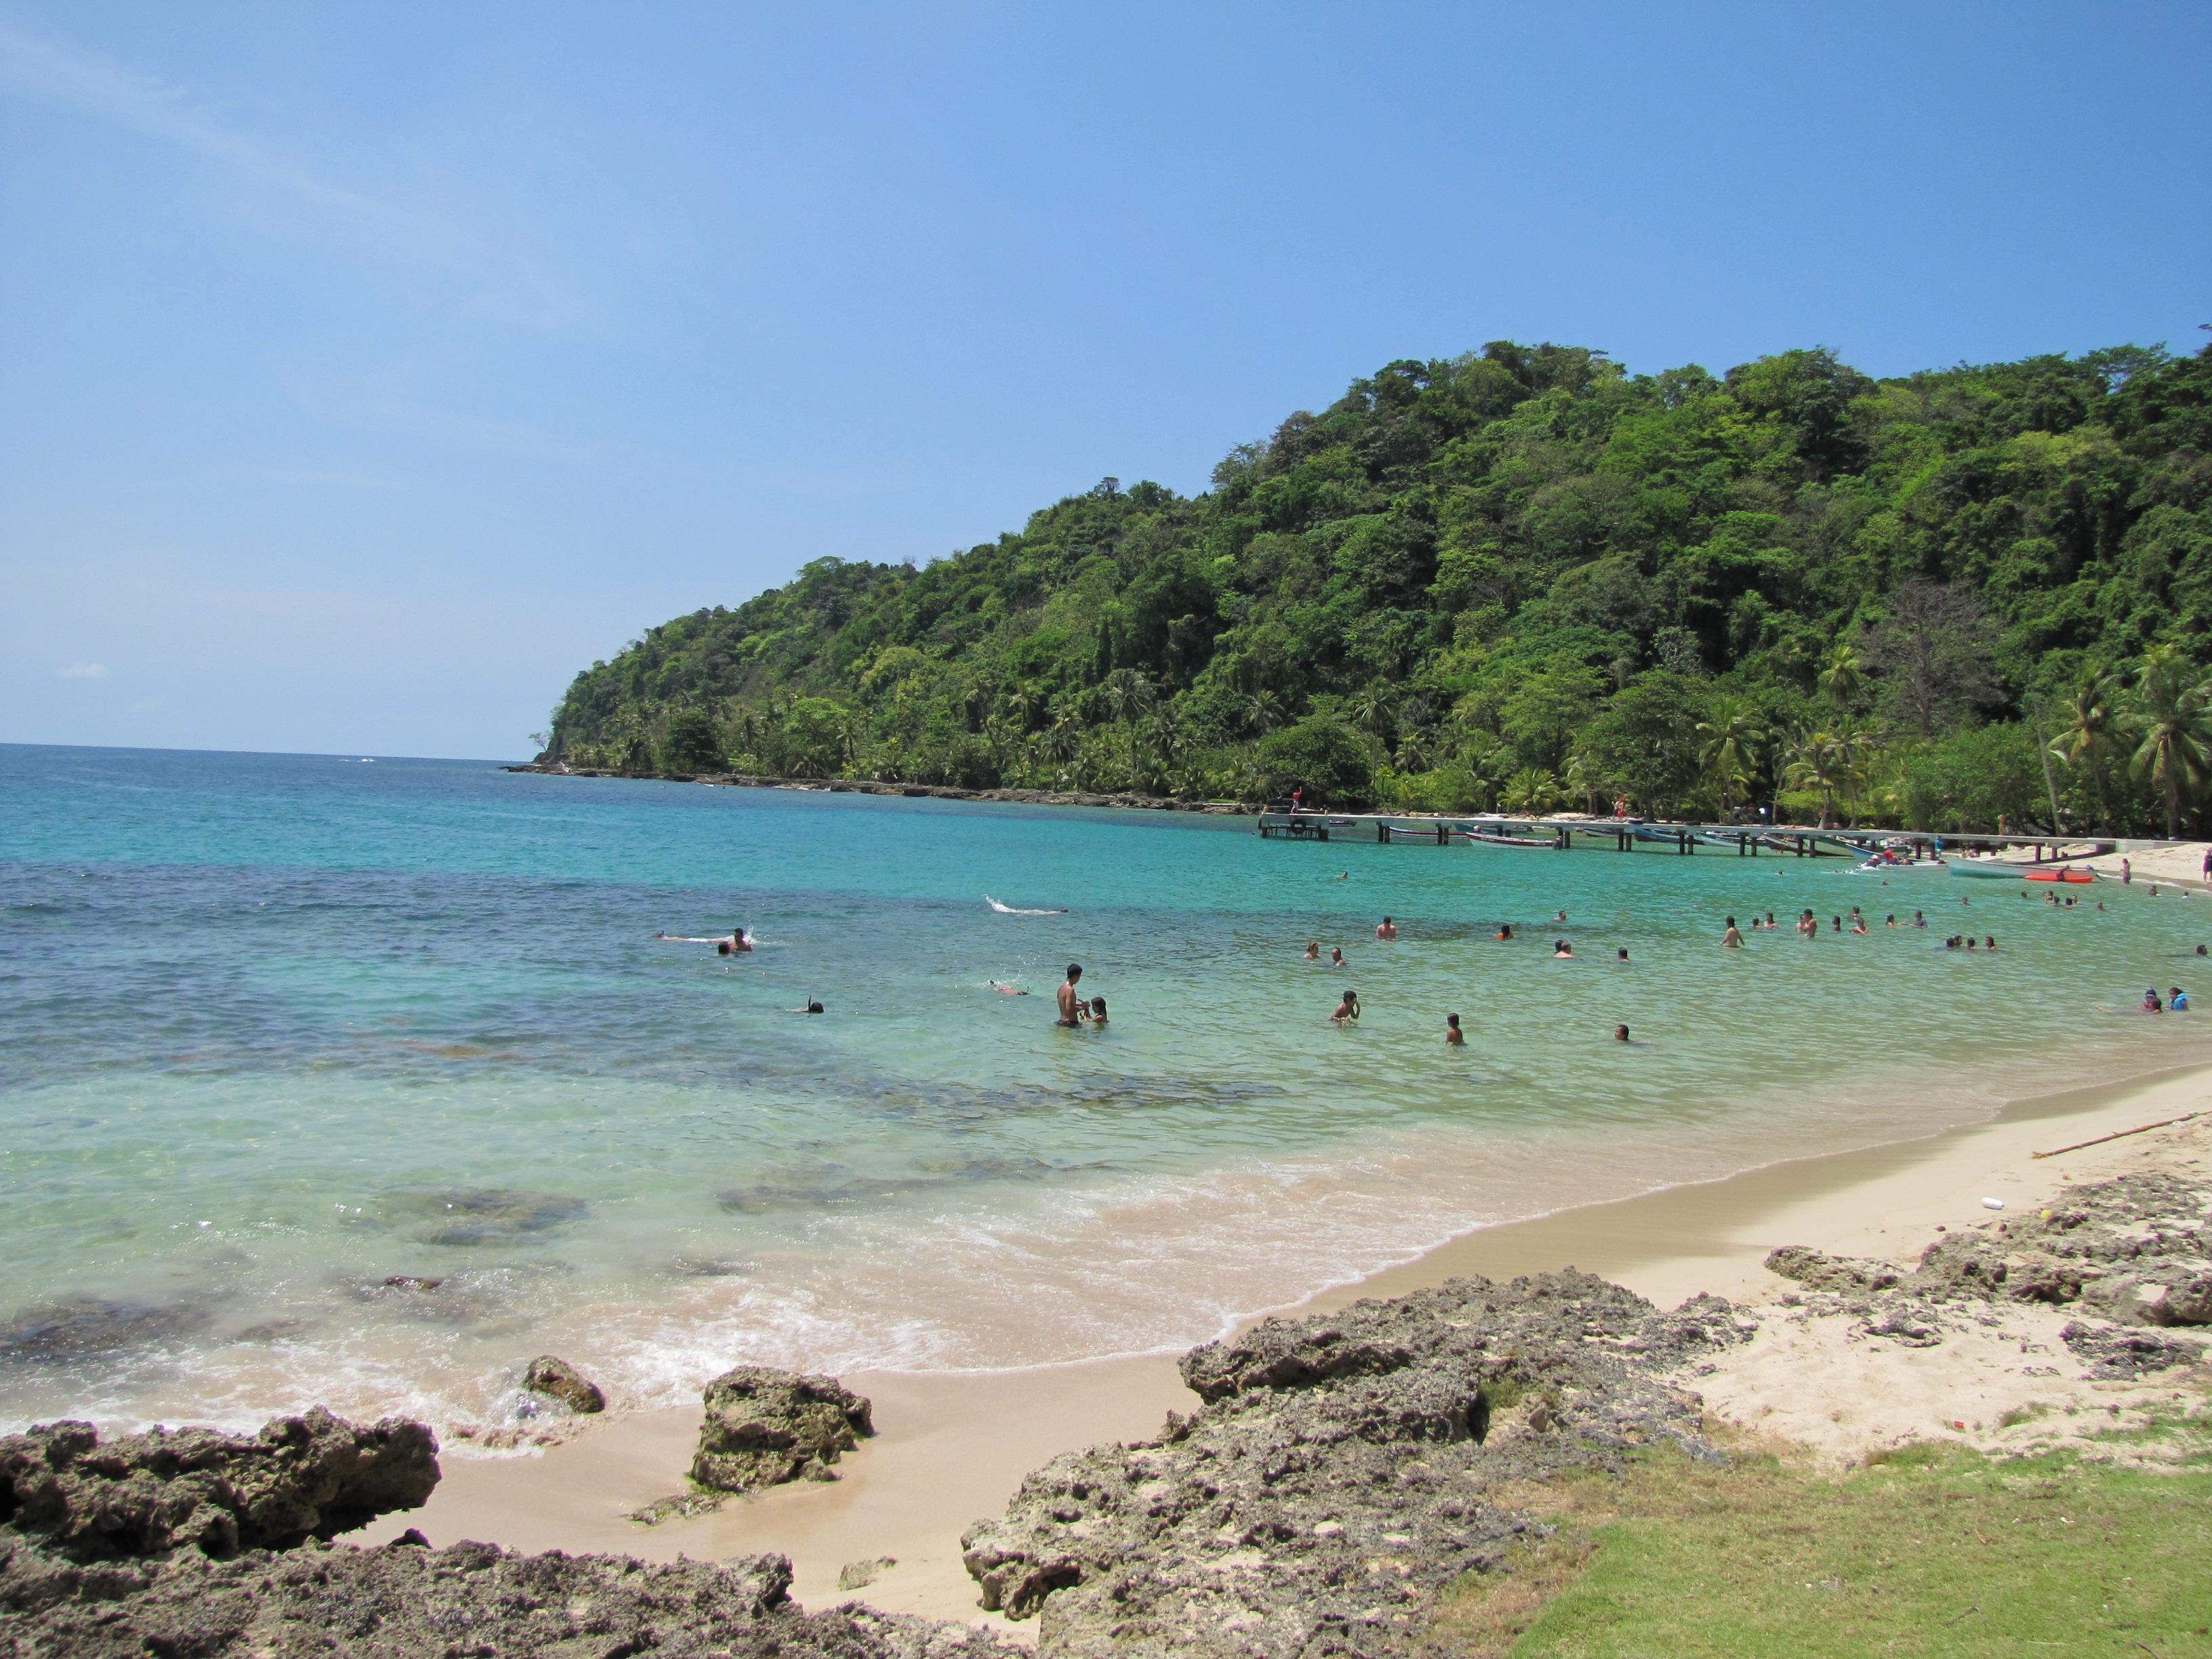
[543, 340, 2212, 836]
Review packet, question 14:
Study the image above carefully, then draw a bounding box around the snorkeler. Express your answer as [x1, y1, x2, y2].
[793, 996, 824, 1014]
[989, 980, 1029, 995]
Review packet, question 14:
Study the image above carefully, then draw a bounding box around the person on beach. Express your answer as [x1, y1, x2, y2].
[1553, 939, 1574, 958]
[1303, 940, 1320, 961]
[1722, 916, 1744, 948]
[1330, 990, 1361, 1024]
[1330, 945, 1347, 968]
[1376, 916, 1398, 941]
[2123, 857, 2133, 884]
[1444, 1012, 1464, 1045]
[1086, 994, 1108, 1027]
[1057, 964, 1084, 1027]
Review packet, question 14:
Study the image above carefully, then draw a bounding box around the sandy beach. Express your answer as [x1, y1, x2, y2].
[359, 1058, 2212, 1635]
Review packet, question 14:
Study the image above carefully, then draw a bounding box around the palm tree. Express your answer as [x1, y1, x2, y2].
[1562, 752, 1607, 816]
[2125, 645, 2212, 840]
[1785, 731, 1847, 829]
[1393, 731, 1432, 773]
[1345, 683, 1395, 744]
[1242, 689, 1285, 736]
[1819, 643, 1864, 713]
[1500, 768, 1563, 815]
[1103, 668, 1155, 782]
[2050, 665, 2125, 830]
[1147, 706, 1187, 771]
[1696, 695, 1767, 817]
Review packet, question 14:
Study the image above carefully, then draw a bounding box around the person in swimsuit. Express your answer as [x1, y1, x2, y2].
[1303, 940, 1320, 961]
[2144, 987, 2165, 1012]
[1496, 924, 1515, 941]
[1330, 990, 1360, 1024]
[1553, 940, 1574, 958]
[1330, 945, 1347, 968]
[1797, 909, 1818, 939]
[1616, 946, 1630, 961]
[1086, 994, 1108, 1027]
[794, 996, 823, 1014]
[1914, 911, 1927, 928]
[2170, 987, 2189, 1011]
[1376, 916, 1397, 941]
[1444, 1012, 1464, 1045]
[1722, 916, 1744, 948]
[1057, 964, 1084, 1026]
[1613, 1024, 1631, 1042]
[989, 980, 1028, 995]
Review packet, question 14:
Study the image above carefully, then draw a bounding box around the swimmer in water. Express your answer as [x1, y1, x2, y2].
[989, 980, 1029, 995]
[1722, 916, 1743, 948]
[1056, 964, 1084, 1027]
[2171, 987, 2190, 1011]
[1764, 910, 1778, 930]
[794, 996, 824, 1014]
[1553, 939, 1574, 958]
[1330, 990, 1361, 1024]
[2144, 987, 2165, 1013]
[1334, 870, 1350, 880]
[1851, 917, 1868, 935]
[1984, 936, 1996, 951]
[1914, 911, 1927, 928]
[1330, 945, 1347, 968]
[1496, 924, 1515, 941]
[1797, 909, 1818, 939]
[661, 924, 752, 951]
[1885, 914, 1897, 928]
[1616, 946, 1629, 961]
[1444, 1012, 1464, 1046]
[1376, 916, 1397, 941]
[2198, 945, 2209, 956]
[1303, 940, 1320, 961]
[1553, 910, 1569, 924]
[1086, 994, 1107, 1027]
[1613, 1024, 1632, 1043]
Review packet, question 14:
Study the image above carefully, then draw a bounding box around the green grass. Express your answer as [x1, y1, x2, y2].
[1429, 1405, 2212, 1658]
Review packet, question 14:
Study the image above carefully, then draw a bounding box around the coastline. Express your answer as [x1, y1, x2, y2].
[504, 760, 1256, 815]
[361, 1057, 2212, 1633]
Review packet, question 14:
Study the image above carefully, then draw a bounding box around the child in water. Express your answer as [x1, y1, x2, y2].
[1444, 1012, 1464, 1045]
[1086, 995, 1107, 1027]
[1330, 991, 1361, 1024]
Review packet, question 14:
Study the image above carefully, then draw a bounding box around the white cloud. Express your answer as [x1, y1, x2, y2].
[58, 661, 108, 679]
[0, 18, 580, 329]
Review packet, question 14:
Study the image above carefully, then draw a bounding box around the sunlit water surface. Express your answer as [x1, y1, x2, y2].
[4, 743, 2209, 1437]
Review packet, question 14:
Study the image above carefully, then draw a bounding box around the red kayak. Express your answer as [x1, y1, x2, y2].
[2024, 867, 2095, 884]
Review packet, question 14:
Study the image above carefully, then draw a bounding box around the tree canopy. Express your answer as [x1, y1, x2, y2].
[545, 338, 2212, 834]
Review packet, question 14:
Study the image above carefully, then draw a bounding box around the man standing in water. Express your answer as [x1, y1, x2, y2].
[1376, 916, 1398, 941]
[1057, 964, 1084, 1027]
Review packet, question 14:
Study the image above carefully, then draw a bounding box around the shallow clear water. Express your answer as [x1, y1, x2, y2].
[4, 743, 2209, 1437]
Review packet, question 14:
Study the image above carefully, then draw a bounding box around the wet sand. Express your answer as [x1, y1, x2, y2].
[363, 1060, 2212, 1635]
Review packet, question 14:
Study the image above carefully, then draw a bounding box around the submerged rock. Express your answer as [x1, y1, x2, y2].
[523, 1353, 606, 1414]
[377, 1187, 589, 1246]
[0, 1407, 437, 1563]
[0, 1296, 212, 1366]
[961, 1271, 1748, 1656]
[691, 1366, 875, 1493]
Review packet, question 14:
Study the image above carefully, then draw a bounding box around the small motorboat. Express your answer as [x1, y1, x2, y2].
[2023, 865, 2097, 884]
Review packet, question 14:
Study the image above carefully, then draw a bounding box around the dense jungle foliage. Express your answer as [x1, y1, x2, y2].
[544, 339, 2212, 835]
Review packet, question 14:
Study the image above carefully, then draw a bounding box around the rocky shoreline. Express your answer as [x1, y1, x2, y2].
[504, 761, 1257, 815]
[4, 1157, 2207, 1656]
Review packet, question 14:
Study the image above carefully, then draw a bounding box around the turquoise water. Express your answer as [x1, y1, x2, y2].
[5, 743, 2210, 1438]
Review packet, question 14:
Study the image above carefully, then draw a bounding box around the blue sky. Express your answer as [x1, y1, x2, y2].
[3, 3, 2207, 760]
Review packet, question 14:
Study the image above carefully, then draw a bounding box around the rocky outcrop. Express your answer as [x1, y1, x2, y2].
[960, 1271, 1749, 1658]
[523, 1353, 607, 1414]
[0, 1408, 436, 1563]
[691, 1367, 875, 1493]
[1, 1534, 1015, 1658]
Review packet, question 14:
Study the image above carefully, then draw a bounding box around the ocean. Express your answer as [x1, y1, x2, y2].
[3, 742, 2208, 1440]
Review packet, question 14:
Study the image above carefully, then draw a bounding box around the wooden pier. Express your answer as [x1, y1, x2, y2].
[1254, 808, 2119, 864]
